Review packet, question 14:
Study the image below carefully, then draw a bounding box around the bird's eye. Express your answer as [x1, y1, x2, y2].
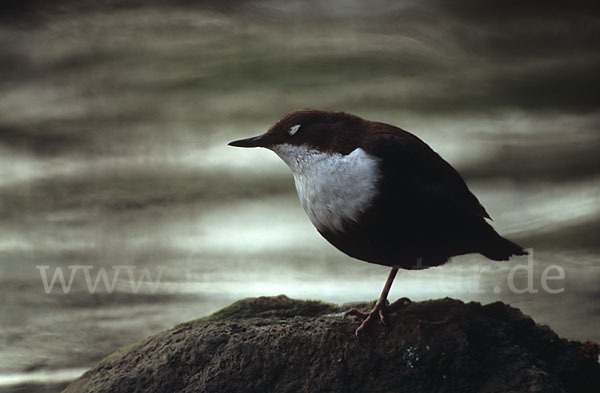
[289, 124, 301, 135]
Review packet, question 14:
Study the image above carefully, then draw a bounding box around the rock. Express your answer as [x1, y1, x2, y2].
[64, 295, 600, 393]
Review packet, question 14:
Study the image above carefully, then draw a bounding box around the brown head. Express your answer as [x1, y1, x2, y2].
[228, 109, 368, 155]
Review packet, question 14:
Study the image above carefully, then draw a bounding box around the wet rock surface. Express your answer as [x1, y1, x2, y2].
[64, 295, 600, 393]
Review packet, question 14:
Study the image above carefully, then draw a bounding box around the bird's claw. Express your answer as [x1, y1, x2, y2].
[345, 300, 391, 337]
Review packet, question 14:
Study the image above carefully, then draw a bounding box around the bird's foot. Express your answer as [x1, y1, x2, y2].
[344, 300, 389, 337]
[344, 297, 411, 337]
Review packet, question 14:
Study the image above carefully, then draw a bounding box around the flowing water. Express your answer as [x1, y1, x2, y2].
[1, 2, 599, 392]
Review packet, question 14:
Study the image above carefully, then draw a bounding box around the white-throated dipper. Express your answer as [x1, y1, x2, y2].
[228, 109, 526, 336]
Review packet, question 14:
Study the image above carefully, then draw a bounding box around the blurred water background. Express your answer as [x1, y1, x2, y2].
[1, 1, 599, 392]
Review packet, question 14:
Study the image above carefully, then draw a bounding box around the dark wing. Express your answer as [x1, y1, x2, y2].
[362, 127, 490, 220]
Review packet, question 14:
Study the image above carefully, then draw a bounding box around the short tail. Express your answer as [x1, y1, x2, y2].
[477, 225, 527, 261]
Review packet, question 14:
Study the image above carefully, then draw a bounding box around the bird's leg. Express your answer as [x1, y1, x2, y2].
[345, 266, 399, 336]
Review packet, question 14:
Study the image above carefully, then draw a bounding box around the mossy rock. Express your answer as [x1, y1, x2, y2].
[193, 294, 341, 323]
[65, 296, 600, 393]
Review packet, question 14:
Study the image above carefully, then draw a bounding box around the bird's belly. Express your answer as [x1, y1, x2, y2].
[318, 222, 453, 269]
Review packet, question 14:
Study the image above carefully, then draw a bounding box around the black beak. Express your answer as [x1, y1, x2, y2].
[228, 135, 266, 148]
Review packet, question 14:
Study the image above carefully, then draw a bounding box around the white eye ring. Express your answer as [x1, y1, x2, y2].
[289, 124, 301, 135]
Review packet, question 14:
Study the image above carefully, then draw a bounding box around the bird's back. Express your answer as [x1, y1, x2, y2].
[314, 121, 526, 268]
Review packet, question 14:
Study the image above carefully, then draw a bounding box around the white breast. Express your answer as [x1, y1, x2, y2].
[271, 144, 380, 233]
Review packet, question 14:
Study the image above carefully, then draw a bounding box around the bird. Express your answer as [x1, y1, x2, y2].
[228, 109, 526, 336]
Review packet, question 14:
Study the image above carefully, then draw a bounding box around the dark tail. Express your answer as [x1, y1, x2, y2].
[477, 224, 527, 261]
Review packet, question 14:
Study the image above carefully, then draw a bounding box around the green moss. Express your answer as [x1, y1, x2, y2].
[293, 298, 342, 317]
[204, 298, 255, 321]
[180, 295, 340, 327]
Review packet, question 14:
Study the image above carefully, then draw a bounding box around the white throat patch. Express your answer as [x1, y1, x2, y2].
[270, 144, 380, 233]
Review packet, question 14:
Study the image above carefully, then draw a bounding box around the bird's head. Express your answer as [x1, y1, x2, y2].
[228, 109, 364, 157]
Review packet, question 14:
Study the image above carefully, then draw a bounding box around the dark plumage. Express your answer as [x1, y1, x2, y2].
[229, 109, 526, 335]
